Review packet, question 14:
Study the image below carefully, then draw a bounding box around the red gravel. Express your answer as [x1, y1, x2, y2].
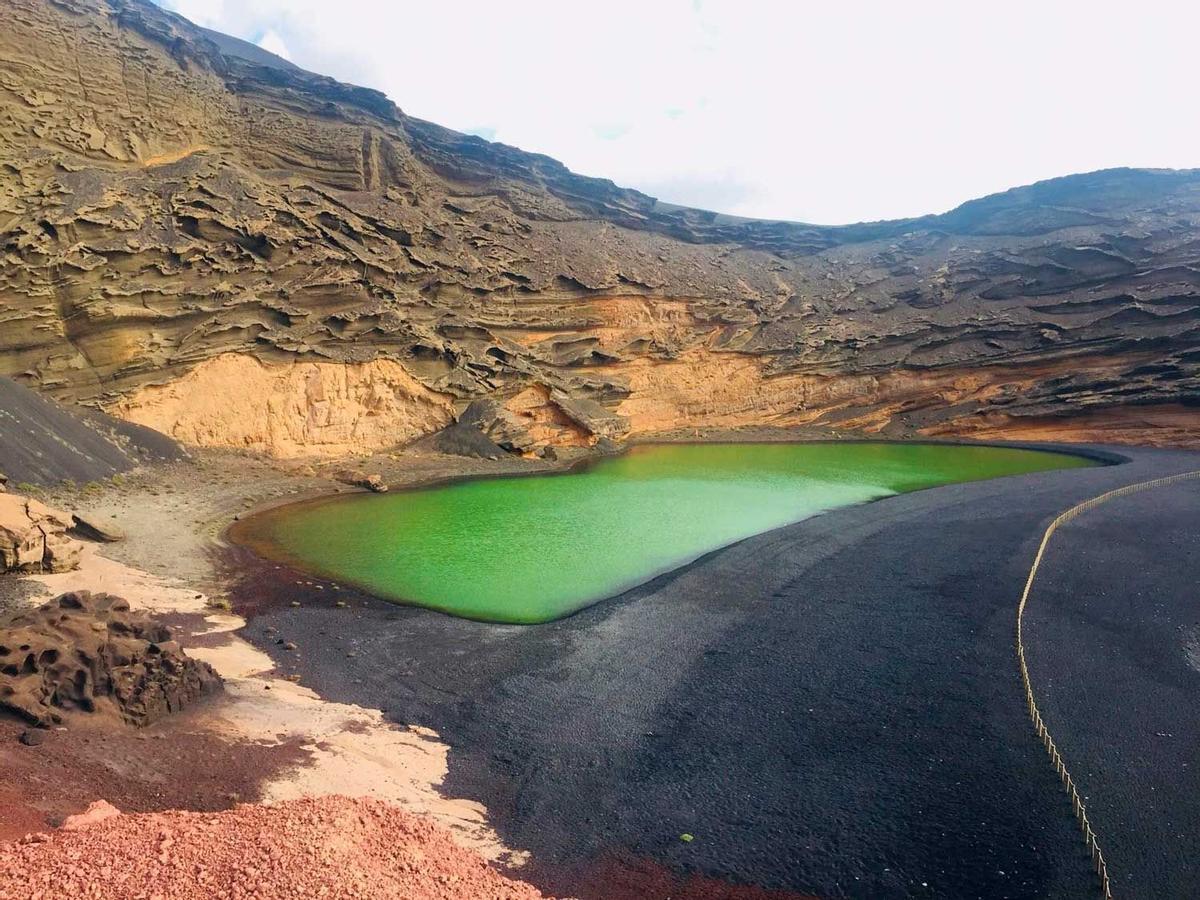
[0, 795, 548, 900]
[541, 853, 822, 900]
[0, 713, 306, 843]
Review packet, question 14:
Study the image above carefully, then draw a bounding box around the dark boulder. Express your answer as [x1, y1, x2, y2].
[0, 591, 221, 727]
[419, 420, 508, 460]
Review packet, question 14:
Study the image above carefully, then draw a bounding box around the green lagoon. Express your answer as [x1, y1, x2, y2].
[239, 442, 1094, 623]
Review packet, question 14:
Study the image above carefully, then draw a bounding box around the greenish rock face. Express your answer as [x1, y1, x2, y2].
[238, 443, 1095, 624]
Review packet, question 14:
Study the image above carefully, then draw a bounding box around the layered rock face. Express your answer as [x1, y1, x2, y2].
[109, 354, 455, 458]
[0, 493, 82, 574]
[1, 0, 1197, 453]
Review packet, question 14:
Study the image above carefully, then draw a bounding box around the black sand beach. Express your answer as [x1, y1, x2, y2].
[1024, 474, 1200, 899]
[229, 444, 1200, 900]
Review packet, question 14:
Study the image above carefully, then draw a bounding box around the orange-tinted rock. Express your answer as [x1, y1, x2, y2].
[0, 795, 548, 899]
[0, 494, 81, 574]
[61, 800, 122, 831]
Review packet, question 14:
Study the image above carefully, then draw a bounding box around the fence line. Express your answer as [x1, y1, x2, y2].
[1016, 468, 1200, 900]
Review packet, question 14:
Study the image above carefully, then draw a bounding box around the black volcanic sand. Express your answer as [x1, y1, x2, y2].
[1023, 474, 1200, 899]
[0, 375, 182, 487]
[225, 444, 1200, 900]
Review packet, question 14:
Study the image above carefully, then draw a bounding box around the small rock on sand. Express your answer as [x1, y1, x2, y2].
[333, 469, 389, 493]
[68, 513, 125, 543]
[62, 800, 122, 831]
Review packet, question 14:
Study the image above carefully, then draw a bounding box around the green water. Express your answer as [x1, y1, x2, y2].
[240, 443, 1094, 624]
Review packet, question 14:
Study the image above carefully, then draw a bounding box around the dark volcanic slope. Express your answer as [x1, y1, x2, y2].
[230, 445, 1200, 900]
[0, 0, 1197, 453]
[0, 375, 181, 486]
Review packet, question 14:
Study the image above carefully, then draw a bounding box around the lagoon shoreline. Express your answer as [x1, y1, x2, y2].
[225, 440, 1199, 899]
[4, 435, 1197, 898]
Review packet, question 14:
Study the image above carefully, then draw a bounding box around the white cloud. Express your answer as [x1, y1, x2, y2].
[256, 29, 291, 61]
[162, 0, 226, 28]
[154, 0, 1198, 225]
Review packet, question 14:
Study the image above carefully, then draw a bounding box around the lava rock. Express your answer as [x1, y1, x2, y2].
[0, 591, 222, 727]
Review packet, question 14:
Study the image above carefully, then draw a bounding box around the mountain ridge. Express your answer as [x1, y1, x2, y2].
[1, 0, 1197, 454]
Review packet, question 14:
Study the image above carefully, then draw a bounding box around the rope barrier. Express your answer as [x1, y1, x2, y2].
[1016, 468, 1200, 900]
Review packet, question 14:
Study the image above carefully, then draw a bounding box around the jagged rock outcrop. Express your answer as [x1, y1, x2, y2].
[417, 421, 507, 460]
[448, 384, 629, 456]
[0, 0, 1197, 450]
[333, 469, 388, 493]
[0, 493, 82, 574]
[0, 591, 221, 726]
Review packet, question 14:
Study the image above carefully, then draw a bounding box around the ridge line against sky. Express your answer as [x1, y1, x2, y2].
[155, 0, 1197, 226]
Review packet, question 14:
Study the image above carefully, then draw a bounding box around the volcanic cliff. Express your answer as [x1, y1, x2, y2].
[1, 0, 1197, 455]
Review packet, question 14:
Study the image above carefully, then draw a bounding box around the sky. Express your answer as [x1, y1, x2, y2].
[157, 0, 1197, 225]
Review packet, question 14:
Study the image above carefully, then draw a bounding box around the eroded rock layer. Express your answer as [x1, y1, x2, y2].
[109, 353, 455, 458]
[0, 492, 81, 574]
[1, 0, 1197, 452]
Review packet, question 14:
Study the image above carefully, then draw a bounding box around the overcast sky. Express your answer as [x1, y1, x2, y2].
[157, 0, 1196, 225]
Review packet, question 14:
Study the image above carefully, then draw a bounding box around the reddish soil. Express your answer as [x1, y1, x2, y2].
[0, 795, 547, 899]
[0, 705, 306, 842]
[539, 854, 822, 900]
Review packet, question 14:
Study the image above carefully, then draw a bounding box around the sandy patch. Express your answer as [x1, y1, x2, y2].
[19, 541, 523, 865]
[209, 679, 513, 862]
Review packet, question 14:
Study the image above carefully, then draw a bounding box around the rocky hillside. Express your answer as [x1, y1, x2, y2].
[1, 0, 1197, 455]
